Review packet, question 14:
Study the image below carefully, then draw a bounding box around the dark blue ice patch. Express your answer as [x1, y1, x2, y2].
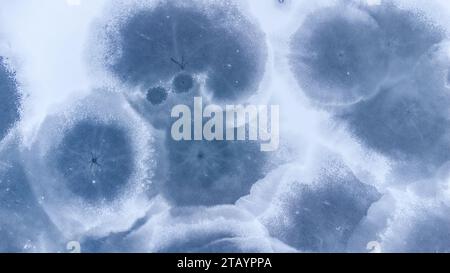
[337, 81, 450, 165]
[406, 218, 450, 253]
[51, 121, 134, 203]
[401, 213, 450, 253]
[107, 3, 266, 102]
[266, 163, 381, 252]
[332, 6, 449, 167]
[172, 73, 194, 93]
[0, 58, 20, 141]
[205, 35, 264, 101]
[0, 165, 58, 252]
[364, 3, 444, 75]
[163, 132, 267, 206]
[413, 44, 450, 97]
[289, 3, 445, 106]
[146, 86, 168, 105]
[0, 142, 61, 252]
[0, 156, 34, 213]
[289, 6, 389, 105]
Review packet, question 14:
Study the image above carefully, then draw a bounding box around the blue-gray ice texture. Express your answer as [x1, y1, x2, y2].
[1, 0, 450, 253]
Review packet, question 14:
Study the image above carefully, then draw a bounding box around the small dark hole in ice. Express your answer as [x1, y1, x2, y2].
[146, 86, 168, 105]
[173, 73, 194, 93]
